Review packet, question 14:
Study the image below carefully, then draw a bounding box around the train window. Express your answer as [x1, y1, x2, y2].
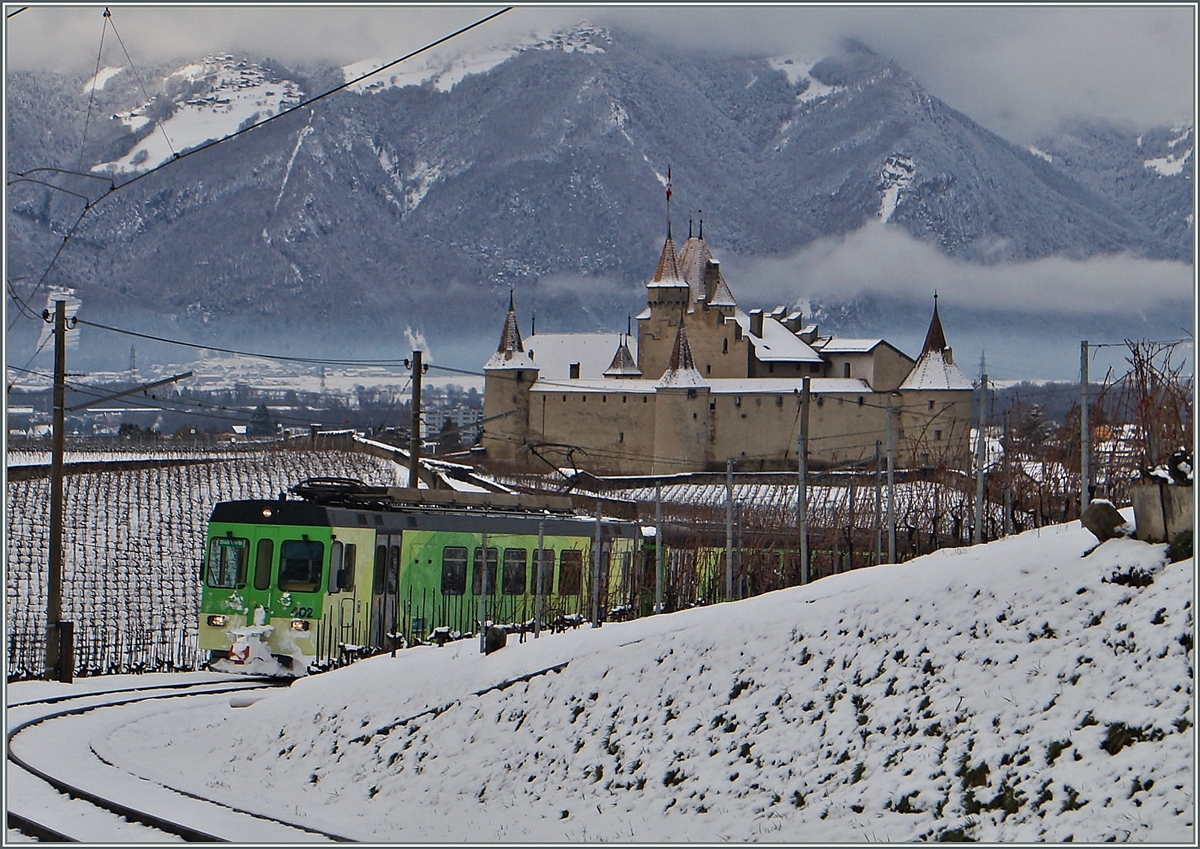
[328, 542, 344, 594]
[533, 549, 554, 595]
[441, 546, 467, 595]
[471, 547, 498, 595]
[206, 537, 247, 589]
[373, 545, 387, 595]
[279, 539, 324, 593]
[253, 539, 273, 591]
[502, 548, 527, 595]
[559, 549, 583, 596]
[341, 544, 356, 591]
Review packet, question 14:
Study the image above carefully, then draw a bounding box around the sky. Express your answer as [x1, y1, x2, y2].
[7, 512, 1195, 842]
[3, 3, 1196, 382]
[5, 3, 1195, 144]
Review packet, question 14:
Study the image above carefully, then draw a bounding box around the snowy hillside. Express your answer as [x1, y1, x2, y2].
[91, 517, 1194, 842]
[93, 55, 303, 173]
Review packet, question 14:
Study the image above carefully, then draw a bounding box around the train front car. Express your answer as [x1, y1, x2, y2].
[198, 498, 372, 676]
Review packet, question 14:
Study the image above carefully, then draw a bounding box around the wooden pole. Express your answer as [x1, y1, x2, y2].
[974, 361, 988, 545]
[798, 377, 811, 583]
[886, 398, 896, 564]
[1080, 340, 1090, 512]
[725, 457, 734, 601]
[408, 350, 423, 489]
[534, 516, 545, 639]
[47, 298, 70, 682]
[655, 484, 663, 613]
[591, 505, 603, 628]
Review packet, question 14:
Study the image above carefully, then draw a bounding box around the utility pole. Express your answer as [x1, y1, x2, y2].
[874, 440, 882, 565]
[655, 483, 664, 614]
[974, 357, 988, 545]
[725, 457, 734, 601]
[534, 514, 546, 639]
[1080, 340, 1090, 512]
[847, 479, 856, 573]
[478, 531, 489, 654]
[798, 377, 811, 584]
[1003, 411, 1013, 537]
[46, 299, 71, 682]
[591, 504, 603, 628]
[408, 350, 423, 489]
[886, 397, 896, 564]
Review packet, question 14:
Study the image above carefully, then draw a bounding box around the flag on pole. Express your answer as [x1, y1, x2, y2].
[666, 166, 672, 202]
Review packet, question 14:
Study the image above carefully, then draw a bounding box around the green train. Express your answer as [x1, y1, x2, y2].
[198, 478, 647, 675]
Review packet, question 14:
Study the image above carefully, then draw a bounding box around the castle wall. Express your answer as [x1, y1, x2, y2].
[481, 368, 534, 462]
[531, 386, 658, 474]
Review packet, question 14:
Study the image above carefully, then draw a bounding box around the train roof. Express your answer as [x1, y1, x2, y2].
[208, 479, 642, 538]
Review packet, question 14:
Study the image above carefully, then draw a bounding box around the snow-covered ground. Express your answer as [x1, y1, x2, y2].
[10, 512, 1192, 842]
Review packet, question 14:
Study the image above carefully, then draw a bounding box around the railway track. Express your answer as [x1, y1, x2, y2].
[6, 675, 354, 843]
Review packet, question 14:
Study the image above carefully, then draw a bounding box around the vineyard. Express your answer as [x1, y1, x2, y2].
[5, 447, 401, 680]
[7, 336, 1189, 681]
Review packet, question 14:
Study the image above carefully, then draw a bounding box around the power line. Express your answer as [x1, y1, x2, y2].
[6, 6, 513, 325]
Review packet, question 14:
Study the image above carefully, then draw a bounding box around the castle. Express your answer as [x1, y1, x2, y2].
[482, 221, 973, 477]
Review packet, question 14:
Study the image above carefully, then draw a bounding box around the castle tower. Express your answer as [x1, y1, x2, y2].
[638, 227, 695, 379]
[652, 324, 711, 474]
[898, 294, 974, 469]
[481, 292, 539, 463]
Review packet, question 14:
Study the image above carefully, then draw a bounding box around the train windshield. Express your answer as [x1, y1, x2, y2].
[279, 539, 324, 592]
[206, 537, 247, 589]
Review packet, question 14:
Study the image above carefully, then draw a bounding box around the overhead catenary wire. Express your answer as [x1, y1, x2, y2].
[6, 5, 514, 326]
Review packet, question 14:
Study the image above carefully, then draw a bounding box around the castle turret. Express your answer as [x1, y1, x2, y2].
[652, 324, 711, 473]
[482, 292, 539, 463]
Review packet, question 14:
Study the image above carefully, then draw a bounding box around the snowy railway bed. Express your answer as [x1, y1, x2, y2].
[5, 673, 352, 843]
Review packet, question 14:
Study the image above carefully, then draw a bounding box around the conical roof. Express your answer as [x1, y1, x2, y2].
[651, 231, 685, 284]
[495, 290, 524, 354]
[920, 294, 948, 355]
[900, 295, 970, 390]
[677, 233, 713, 305]
[484, 292, 537, 371]
[603, 335, 642, 377]
[657, 324, 707, 388]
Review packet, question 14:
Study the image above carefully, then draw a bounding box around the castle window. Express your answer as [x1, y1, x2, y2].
[710, 402, 715, 411]
[562, 395, 566, 402]
[843, 363, 851, 378]
[775, 396, 782, 407]
[687, 388, 697, 399]
[516, 371, 524, 382]
[935, 429, 943, 441]
[622, 396, 627, 403]
[602, 395, 606, 402]
[582, 396, 586, 403]
[858, 396, 864, 406]
[619, 432, 624, 443]
[569, 363, 580, 379]
[722, 338, 728, 353]
[706, 364, 711, 374]
[929, 400, 935, 410]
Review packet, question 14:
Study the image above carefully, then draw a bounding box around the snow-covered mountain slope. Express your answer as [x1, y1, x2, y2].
[93, 518, 1194, 843]
[92, 55, 304, 173]
[6, 28, 1192, 355]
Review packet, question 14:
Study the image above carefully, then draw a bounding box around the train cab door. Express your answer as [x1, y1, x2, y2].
[370, 533, 402, 649]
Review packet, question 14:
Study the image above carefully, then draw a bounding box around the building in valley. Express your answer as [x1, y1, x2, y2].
[482, 223, 973, 476]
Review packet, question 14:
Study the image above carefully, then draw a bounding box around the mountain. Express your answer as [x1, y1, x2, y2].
[5, 27, 1193, 367]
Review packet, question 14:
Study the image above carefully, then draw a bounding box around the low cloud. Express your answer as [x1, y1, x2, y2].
[723, 222, 1195, 318]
